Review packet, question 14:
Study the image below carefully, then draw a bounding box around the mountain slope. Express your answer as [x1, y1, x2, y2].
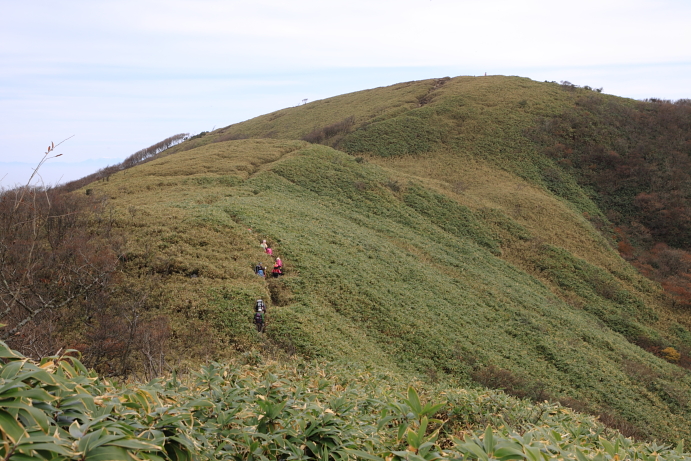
[84, 140, 688, 436]
[83, 124, 691, 441]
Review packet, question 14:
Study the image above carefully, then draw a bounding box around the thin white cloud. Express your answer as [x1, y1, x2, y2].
[1, 0, 690, 184]
[4, 0, 691, 69]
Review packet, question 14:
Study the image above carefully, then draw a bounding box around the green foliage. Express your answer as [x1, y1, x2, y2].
[453, 424, 691, 461]
[3, 340, 691, 460]
[474, 207, 533, 243]
[85, 139, 691, 442]
[0, 342, 170, 460]
[184, 175, 243, 187]
[530, 243, 658, 340]
[210, 286, 264, 348]
[341, 114, 447, 157]
[403, 184, 501, 254]
[81, 78, 691, 442]
[207, 146, 687, 441]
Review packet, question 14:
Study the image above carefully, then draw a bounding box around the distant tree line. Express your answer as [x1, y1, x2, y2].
[59, 133, 188, 193]
[120, 133, 188, 169]
[557, 80, 603, 93]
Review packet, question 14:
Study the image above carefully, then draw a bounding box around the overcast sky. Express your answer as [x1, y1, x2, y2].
[2, 0, 691, 186]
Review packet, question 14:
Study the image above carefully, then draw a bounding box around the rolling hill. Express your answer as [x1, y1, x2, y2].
[10, 76, 691, 444]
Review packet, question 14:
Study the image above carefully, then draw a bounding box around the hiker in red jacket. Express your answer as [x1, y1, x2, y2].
[271, 263, 283, 278]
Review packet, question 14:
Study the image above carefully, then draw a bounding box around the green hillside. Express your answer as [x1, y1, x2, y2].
[7, 76, 691, 445]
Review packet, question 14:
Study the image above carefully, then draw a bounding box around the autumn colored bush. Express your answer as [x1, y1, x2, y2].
[662, 346, 681, 363]
[531, 96, 691, 307]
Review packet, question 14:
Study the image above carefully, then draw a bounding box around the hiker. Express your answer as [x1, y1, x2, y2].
[254, 262, 264, 274]
[254, 308, 265, 332]
[260, 240, 268, 251]
[275, 257, 282, 268]
[255, 299, 266, 312]
[266, 247, 273, 256]
[271, 263, 283, 278]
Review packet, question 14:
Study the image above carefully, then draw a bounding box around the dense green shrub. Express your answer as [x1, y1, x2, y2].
[3, 339, 691, 460]
[341, 115, 446, 157]
[403, 185, 501, 254]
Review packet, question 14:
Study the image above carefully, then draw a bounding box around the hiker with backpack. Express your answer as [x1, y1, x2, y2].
[254, 307, 265, 332]
[275, 257, 282, 268]
[254, 262, 265, 277]
[271, 263, 283, 278]
[254, 299, 266, 332]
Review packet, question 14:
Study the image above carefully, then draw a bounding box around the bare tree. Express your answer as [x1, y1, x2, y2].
[0, 143, 121, 351]
[1, 142, 171, 378]
[137, 316, 170, 380]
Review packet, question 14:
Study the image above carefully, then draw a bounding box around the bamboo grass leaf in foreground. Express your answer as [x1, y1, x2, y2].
[2, 339, 691, 460]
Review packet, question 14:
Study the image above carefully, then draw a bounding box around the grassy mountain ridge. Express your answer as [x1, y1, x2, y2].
[83, 127, 691, 441]
[9, 75, 689, 445]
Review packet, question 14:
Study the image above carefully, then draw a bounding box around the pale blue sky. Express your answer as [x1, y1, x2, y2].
[2, 0, 691, 186]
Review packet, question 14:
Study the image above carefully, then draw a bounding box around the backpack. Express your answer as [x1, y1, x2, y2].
[255, 300, 265, 311]
[254, 312, 264, 323]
